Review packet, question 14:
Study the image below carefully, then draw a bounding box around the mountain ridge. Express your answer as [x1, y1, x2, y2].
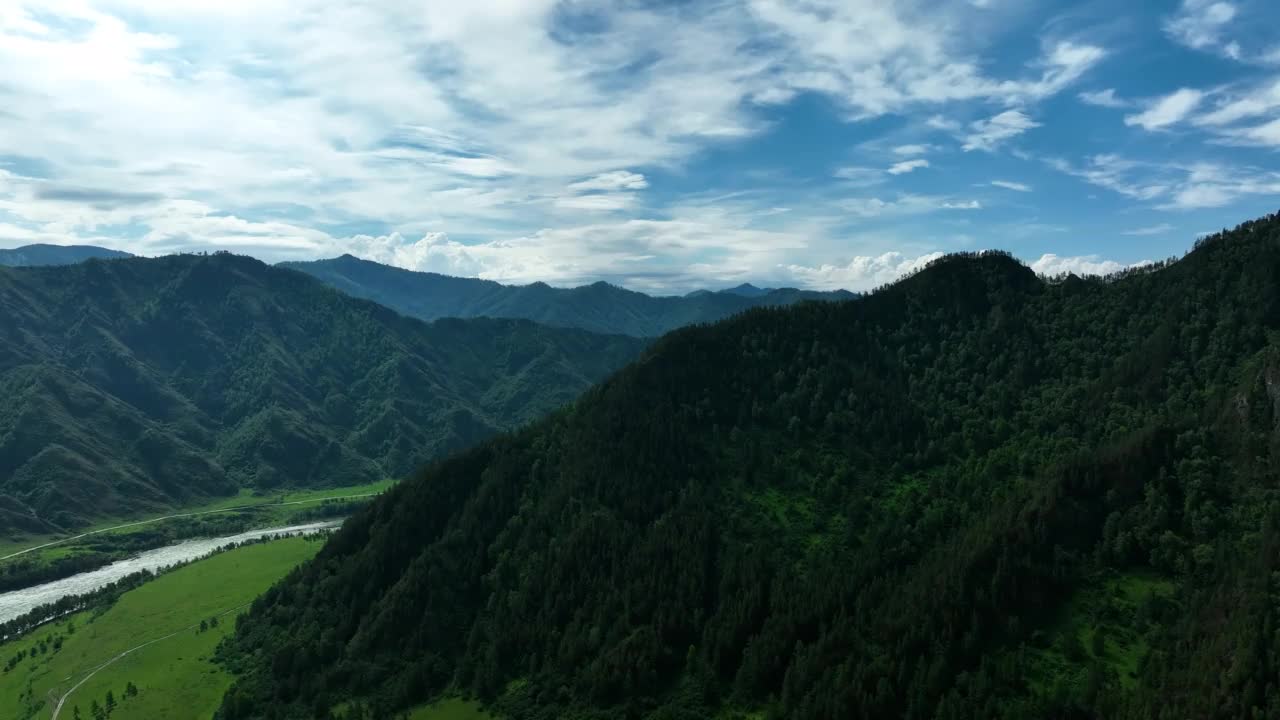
[0, 244, 132, 266]
[0, 253, 646, 534]
[219, 213, 1280, 720]
[280, 254, 856, 337]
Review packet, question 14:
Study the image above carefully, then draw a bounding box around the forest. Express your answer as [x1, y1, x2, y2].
[215, 213, 1280, 719]
[0, 253, 644, 534]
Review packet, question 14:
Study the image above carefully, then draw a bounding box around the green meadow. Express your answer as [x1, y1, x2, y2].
[0, 478, 395, 558]
[0, 536, 323, 720]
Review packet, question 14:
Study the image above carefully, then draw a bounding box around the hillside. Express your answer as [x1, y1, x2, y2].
[0, 244, 133, 266]
[220, 213, 1280, 720]
[280, 255, 854, 337]
[0, 254, 645, 534]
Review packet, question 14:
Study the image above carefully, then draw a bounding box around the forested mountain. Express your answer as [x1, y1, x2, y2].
[0, 254, 644, 534]
[220, 214, 1280, 720]
[0, 244, 132, 266]
[280, 255, 854, 337]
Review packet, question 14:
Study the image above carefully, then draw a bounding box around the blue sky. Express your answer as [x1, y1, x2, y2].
[0, 0, 1278, 293]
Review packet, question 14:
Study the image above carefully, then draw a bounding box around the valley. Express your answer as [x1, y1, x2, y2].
[0, 217, 1276, 720]
[6, 2, 1266, 717]
[0, 536, 324, 720]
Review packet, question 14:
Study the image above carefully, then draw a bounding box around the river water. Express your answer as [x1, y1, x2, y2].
[0, 520, 342, 625]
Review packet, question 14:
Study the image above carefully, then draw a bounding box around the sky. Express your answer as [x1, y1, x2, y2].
[0, 0, 1278, 294]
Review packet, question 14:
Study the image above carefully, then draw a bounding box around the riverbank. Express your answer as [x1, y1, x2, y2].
[0, 536, 324, 720]
[0, 519, 341, 627]
[0, 480, 392, 594]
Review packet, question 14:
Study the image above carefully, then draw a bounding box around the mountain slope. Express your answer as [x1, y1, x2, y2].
[0, 253, 645, 533]
[220, 213, 1280, 720]
[0, 244, 132, 266]
[280, 255, 855, 337]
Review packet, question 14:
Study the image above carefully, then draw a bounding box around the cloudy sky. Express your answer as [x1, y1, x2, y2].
[1, 0, 1278, 293]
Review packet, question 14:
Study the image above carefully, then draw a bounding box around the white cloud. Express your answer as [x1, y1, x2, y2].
[1044, 154, 1280, 210]
[887, 159, 929, 175]
[962, 110, 1040, 152]
[1164, 0, 1238, 54]
[1045, 154, 1169, 200]
[1158, 163, 1280, 209]
[567, 171, 649, 193]
[553, 194, 640, 212]
[840, 194, 979, 218]
[784, 251, 944, 290]
[1191, 79, 1280, 147]
[892, 144, 934, 156]
[1223, 117, 1280, 146]
[1121, 223, 1175, 236]
[557, 171, 648, 213]
[1124, 88, 1204, 130]
[1163, 184, 1234, 209]
[1195, 79, 1280, 125]
[833, 166, 886, 187]
[990, 180, 1032, 192]
[0, 0, 1114, 284]
[1030, 253, 1139, 277]
[926, 115, 962, 132]
[743, 0, 1104, 116]
[1078, 88, 1128, 108]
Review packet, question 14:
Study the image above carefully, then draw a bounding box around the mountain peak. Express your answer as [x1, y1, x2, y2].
[720, 282, 771, 298]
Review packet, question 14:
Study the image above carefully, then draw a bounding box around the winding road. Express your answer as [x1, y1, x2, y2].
[0, 492, 383, 563]
[48, 602, 253, 720]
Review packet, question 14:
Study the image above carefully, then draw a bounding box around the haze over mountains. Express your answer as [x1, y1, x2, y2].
[0, 253, 644, 534]
[221, 215, 1280, 720]
[281, 255, 856, 337]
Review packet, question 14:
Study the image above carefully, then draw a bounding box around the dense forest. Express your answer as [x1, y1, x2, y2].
[281, 255, 854, 337]
[219, 213, 1280, 719]
[0, 244, 132, 267]
[0, 253, 644, 534]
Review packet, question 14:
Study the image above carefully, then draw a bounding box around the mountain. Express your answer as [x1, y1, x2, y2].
[220, 214, 1280, 720]
[0, 244, 132, 266]
[719, 282, 771, 297]
[280, 255, 855, 337]
[0, 253, 645, 534]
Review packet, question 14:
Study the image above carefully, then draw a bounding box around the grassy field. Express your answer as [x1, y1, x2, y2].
[0, 536, 324, 720]
[0, 479, 396, 557]
[0, 479, 393, 598]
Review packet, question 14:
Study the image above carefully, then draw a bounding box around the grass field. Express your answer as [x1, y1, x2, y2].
[0, 536, 324, 720]
[0, 479, 393, 598]
[0, 478, 395, 558]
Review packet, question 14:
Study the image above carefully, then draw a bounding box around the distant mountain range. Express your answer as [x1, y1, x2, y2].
[0, 243, 132, 266]
[0, 253, 644, 534]
[281, 255, 856, 337]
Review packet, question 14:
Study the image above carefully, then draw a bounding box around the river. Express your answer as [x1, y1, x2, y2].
[0, 520, 342, 625]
